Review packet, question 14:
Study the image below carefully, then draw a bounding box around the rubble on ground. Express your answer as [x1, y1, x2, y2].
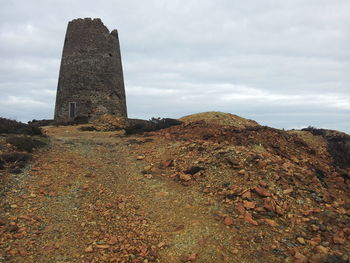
[129, 113, 350, 262]
[0, 113, 349, 262]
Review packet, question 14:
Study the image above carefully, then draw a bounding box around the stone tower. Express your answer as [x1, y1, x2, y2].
[54, 18, 127, 123]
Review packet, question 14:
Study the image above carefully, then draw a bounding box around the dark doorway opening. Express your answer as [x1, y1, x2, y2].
[69, 102, 76, 118]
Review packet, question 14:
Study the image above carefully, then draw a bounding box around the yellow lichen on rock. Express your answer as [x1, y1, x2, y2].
[179, 111, 259, 128]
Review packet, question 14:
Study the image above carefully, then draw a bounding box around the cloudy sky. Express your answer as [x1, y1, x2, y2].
[0, 0, 349, 132]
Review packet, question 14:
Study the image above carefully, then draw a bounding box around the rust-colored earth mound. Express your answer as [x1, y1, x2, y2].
[179, 112, 259, 128]
[0, 113, 349, 263]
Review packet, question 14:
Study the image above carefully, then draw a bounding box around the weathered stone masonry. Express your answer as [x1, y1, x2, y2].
[54, 18, 127, 123]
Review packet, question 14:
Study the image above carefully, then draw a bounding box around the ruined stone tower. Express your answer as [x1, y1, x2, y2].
[54, 18, 127, 123]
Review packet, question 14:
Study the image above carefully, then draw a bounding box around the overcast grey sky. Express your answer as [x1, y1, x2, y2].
[0, 0, 349, 132]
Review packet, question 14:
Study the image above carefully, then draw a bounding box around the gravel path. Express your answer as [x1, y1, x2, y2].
[0, 126, 247, 263]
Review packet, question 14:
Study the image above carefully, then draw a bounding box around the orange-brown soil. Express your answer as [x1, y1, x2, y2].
[0, 114, 349, 263]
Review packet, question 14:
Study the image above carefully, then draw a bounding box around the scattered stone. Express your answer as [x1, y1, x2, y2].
[294, 251, 307, 263]
[8, 224, 19, 232]
[244, 213, 258, 226]
[157, 241, 167, 248]
[236, 203, 246, 215]
[321, 241, 330, 247]
[315, 245, 329, 254]
[254, 186, 272, 197]
[263, 198, 276, 212]
[325, 254, 348, 263]
[174, 225, 185, 232]
[108, 237, 118, 245]
[224, 216, 234, 226]
[243, 200, 256, 209]
[241, 190, 251, 199]
[118, 202, 125, 210]
[333, 231, 346, 244]
[187, 253, 198, 261]
[259, 181, 268, 187]
[297, 237, 306, 245]
[230, 248, 239, 255]
[84, 245, 93, 253]
[2, 112, 350, 262]
[261, 218, 278, 227]
[143, 165, 152, 171]
[136, 155, 145, 160]
[18, 247, 26, 257]
[179, 173, 192, 181]
[48, 191, 57, 197]
[96, 244, 110, 249]
[343, 227, 350, 234]
[283, 188, 293, 194]
[238, 169, 246, 175]
[162, 160, 173, 167]
[184, 166, 204, 175]
[310, 236, 321, 245]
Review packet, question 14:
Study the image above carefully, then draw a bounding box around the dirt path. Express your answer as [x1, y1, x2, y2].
[0, 126, 247, 263]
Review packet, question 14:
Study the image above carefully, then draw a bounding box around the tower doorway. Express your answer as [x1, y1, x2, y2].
[69, 102, 76, 118]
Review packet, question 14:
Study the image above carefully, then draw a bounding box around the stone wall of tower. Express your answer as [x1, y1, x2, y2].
[54, 18, 127, 123]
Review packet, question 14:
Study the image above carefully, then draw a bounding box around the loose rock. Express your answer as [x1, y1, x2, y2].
[224, 216, 234, 226]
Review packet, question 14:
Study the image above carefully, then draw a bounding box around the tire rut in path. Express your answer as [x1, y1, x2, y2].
[75, 134, 238, 262]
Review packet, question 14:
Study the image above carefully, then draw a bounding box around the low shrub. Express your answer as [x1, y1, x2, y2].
[0, 152, 31, 163]
[0, 117, 42, 135]
[125, 118, 182, 135]
[6, 136, 47, 152]
[150, 117, 182, 129]
[302, 126, 350, 168]
[28, 119, 54, 127]
[0, 152, 32, 173]
[79, 126, 97, 131]
[0, 159, 4, 169]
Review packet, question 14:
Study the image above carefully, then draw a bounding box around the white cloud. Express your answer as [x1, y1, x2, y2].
[0, 96, 48, 106]
[0, 0, 349, 132]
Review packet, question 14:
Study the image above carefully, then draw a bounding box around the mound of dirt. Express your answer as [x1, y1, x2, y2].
[135, 116, 350, 262]
[179, 111, 259, 128]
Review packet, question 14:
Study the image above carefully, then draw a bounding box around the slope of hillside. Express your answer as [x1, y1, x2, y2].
[0, 113, 349, 263]
[179, 112, 259, 128]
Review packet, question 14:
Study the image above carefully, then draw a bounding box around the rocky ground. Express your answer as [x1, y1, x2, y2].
[0, 112, 349, 263]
